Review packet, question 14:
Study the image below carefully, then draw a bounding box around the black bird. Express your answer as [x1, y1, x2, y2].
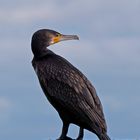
[31, 29, 110, 140]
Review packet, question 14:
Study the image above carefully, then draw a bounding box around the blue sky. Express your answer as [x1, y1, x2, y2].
[0, 0, 140, 140]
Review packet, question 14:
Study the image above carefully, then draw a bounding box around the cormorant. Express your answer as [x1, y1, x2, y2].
[31, 29, 110, 140]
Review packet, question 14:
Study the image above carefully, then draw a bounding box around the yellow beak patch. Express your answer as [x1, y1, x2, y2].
[52, 35, 61, 44]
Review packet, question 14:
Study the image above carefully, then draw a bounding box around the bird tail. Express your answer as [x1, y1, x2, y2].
[99, 133, 111, 140]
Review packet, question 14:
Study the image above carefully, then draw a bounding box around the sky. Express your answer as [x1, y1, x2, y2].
[0, 0, 140, 140]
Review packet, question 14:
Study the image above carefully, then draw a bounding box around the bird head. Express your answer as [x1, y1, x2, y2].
[31, 29, 79, 58]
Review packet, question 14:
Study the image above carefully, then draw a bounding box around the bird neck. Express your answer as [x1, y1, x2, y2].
[32, 48, 55, 59]
[33, 48, 48, 58]
[31, 42, 49, 58]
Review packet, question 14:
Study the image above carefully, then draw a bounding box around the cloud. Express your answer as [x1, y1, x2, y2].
[1, 0, 140, 30]
[0, 0, 140, 139]
[0, 97, 12, 122]
[0, 97, 11, 111]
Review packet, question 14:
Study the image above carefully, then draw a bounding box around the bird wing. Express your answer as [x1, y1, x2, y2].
[36, 54, 107, 132]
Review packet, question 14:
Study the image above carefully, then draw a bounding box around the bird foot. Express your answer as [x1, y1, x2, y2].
[76, 138, 83, 140]
[57, 136, 73, 140]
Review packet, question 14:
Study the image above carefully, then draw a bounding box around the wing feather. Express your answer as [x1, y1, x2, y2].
[34, 53, 107, 132]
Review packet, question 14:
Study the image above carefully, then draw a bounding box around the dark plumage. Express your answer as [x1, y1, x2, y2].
[31, 29, 110, 140]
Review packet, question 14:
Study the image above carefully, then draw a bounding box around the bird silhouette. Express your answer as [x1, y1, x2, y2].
[31, 29, 110, 140]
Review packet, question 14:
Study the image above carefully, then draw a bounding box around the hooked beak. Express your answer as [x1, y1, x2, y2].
[60, 34, 79, 41]
[51, 34, 79, 44]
